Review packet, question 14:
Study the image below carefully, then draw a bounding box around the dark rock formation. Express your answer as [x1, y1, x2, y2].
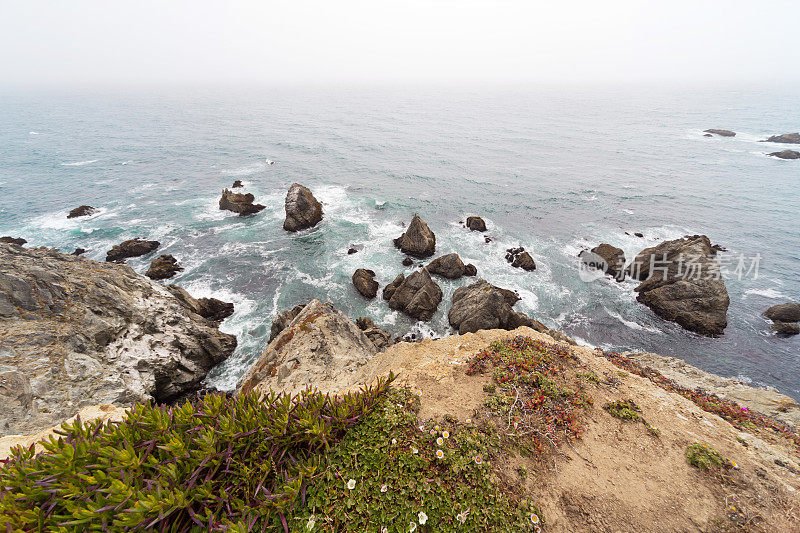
[0, 237, 26, 246]
[347, 244, 363, 255]
[219, 188, 266, 216]
[703, 134, 713, 137]
[464, 263, 477, 276]
[448, 279, 546, 335]
[394, 214, 436, 258]
[105, 238, 160, 262]
[385, 269, 442, 321]
[771, 322, 800, 336]
[268, 303, 307, 342]
[232, 180, 243, 188]
[763, 133, 800, 144]
[67, 205, 98, 219]
[427, 253, 466, 279]
[0, 243, 237, 435]
[634, 232, 644, 238]
[402, 257, 414, 267]
[466, 216, 487, 232]
[355, 316, 393, 351]
[580, 243, 626, 281]
[768, 149, 800, 160]
[71, 248, 86, 256]
[703, 129, 735, 137]
[506, 247, 536, 271]
[764, 303, 800, 323]
[166, 286, 235, 324]
[145, 254, 183, 280]
[627, 235, 729, 336]
[484, 236, 492, 243]
[352, 268, 379, 299]
[283, 183, 323, 231]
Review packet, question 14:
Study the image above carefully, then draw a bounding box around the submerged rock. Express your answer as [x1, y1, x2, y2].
[219, 188, 266, 216]
[105, 238, 160, 262]
[394, 214, 436, 258]
[768, 149, 800, 160]
[771, 322, 800, 336]
[580, 243, 626, 281]
[283, 183, 323, 231]
[628, 235, 729, 336]
[0, 236, 26, 246]
[385, 269, 442, 321]
[703, 129, 735, 137]
[448, 279, 546, 335]
[67, 205, 98, 219]
[236, 300, 377, 396]
[145, 254, 183, 280]
[0, 244, 236, 435]
[427, 253, 467, 279]
[352, 268, 379, 299]
[466, 216, 487, 232]
[506, 247, 536, 271]
[763, 133, 800, 144]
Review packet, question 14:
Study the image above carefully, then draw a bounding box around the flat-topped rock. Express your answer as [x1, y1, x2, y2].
[283, 183, 323, 231]
[763, 132, 800, 144]
[768, 149, 800, 160]
[703, 129, 735, 137]
[105, 238, 160, 262]
[67, 205, 98, 218]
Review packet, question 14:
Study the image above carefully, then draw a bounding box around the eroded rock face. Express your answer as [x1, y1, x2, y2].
[0, 237, 26, 246]
[448, 279, 546, 335]
[394, 215, 436, 258]
[352, 268, 379, 299]
[67, 205, 98, 219]
[356, 316, 393, 351]
[703, 129, 736, 137]
[268, 303, 308, 342]
[628, 235, 729, 336]
[580, 244, 626, 281]
[768, 149, 800, 160]
[0, 244, 237, 436]
[236, 300, 377, 396]
[427, 253, 466, 279]
[165, 286, 235, 325]
[105, 238, 160, 262]
[386, 269, 442, 321]
[466, 216, 487, 232]
[771, 322, 800, 335]
[283, 183, 323, 231]
[219, 188, 266, 216]
[763, 133, 800, 144]
[506, 247, 536, 271]
[145, 254, 183, 280]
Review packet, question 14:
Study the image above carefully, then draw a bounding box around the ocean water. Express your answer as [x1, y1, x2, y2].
[0, 84, 798, 398]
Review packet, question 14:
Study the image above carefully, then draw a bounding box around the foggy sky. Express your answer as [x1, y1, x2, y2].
[1, 0, 798, 86]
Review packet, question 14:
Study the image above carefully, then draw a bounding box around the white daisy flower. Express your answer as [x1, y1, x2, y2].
[456, 509, 470, 523]
[411, 446, 418, 454]
[436, 449, 444, 459]
[465, 418, 472, 424]
[392, 438, 397, 445]
[306, 515, 315, 530]
[346, 479, 356, 490]
[442, 430, 449, 439]
[436, 436, 444, 446]
[474, 455, 483, 465]
[418, 511, 428, 525]
[530, 513, 540, 524]
[409, 522, 417, 532]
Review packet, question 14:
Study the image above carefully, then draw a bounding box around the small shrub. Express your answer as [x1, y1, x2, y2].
[603, 399, 642, 421]
[686, 443, 731, 471]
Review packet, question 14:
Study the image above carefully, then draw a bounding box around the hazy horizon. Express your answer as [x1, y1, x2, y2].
[2, 0, 799, 87]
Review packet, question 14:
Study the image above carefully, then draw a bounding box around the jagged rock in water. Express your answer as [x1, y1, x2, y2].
[145, 254, 183, 280]
[105, 238, 160, 262]
[763, 133, 800, 144]
[394, 214, 436, 258]
[768, 149, 800, 160]
[448, 279, 546, 335]
[634, 232, 644, 238]
[703, 129, 735, 137]
[219, 188, 266, 216]
[0, 244, 237, 435]
[427, 253, 466, 279]
[764, 303, 800, 323]
[385, 269, 442, 321]
[71, 248, 86, 256]
[627, 235, 729, 336]
[0, 237, 26, 246]
[236, 300, 378, 396]
[232, 180, 243, 188]
[506, 247, 536, 271]
[466, 216, 487, 232]
[352, 268, 379, 299]
[402, 257, 414, 266]
[67, 205, 98, 219]
[464, 263, 477, 276]
[771, 322, 800, 336]
[165, 285, 235, 324]
[283, 183, 323, 231]
[268, 303, 307, 342]
[580, 243, 626, 281]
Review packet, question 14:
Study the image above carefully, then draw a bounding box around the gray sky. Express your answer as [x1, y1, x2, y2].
[1, 0, 798, 86]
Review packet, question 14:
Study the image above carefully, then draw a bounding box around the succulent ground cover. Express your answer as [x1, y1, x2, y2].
[603, 352, 800, 454]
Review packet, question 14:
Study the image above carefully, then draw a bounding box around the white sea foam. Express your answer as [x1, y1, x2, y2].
[606, 309, 662, 334]
[743, 288, 789, 299]
[60, 160, 98, 166]
[29, 131, 40, 135]
[221, 162, 266, 176]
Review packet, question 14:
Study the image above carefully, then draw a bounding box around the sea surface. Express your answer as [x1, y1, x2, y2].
[1, 84, 798, 398]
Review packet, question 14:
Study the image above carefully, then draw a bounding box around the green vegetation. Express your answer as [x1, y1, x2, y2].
[686, 443, 731, 471]
[603, 399, 642, 421]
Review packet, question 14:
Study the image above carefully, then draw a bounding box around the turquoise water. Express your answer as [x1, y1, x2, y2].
[0, 84, 798, 397]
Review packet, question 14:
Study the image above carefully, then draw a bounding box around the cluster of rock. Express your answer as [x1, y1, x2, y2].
[705, 129, 800, 160]
[764, 303, 800, 336]
[219, 188, 266, 216]
[0, 236, 26, 246]
[0, 244, 236, 435]
[146, 254, 184, 280]
[580, 244, 626, 281]
[505, 247, 536, 271]
[763, 133, 800, 144]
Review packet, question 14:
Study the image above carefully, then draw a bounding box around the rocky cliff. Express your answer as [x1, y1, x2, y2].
[0, 243, 236, 436]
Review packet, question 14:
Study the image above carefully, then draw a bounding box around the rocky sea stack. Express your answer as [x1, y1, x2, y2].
[764, 302, 800, 336]
[219, 188, 266, 216]
[629, 235, 729, 336]
[466, 216, 487, 232]
[580, 243, 626, 281]
[427, 252, 474, 279]
[505, 247, 536, 271]
[283, 183, 323, 231]
[394, 214, 436, 258]
[105, 237, 160, 262]
[352, 268, 379, 299]
[145, 254, 184, 280]
[0, 243, 236, 435]
[448, 279, 546, 335]
[768, 149, 800, 160]
[763, 132, 800, 144]
[383, 268, 442, 321]
[0, 236, 26, 246]
[67, 205, 98, 219]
